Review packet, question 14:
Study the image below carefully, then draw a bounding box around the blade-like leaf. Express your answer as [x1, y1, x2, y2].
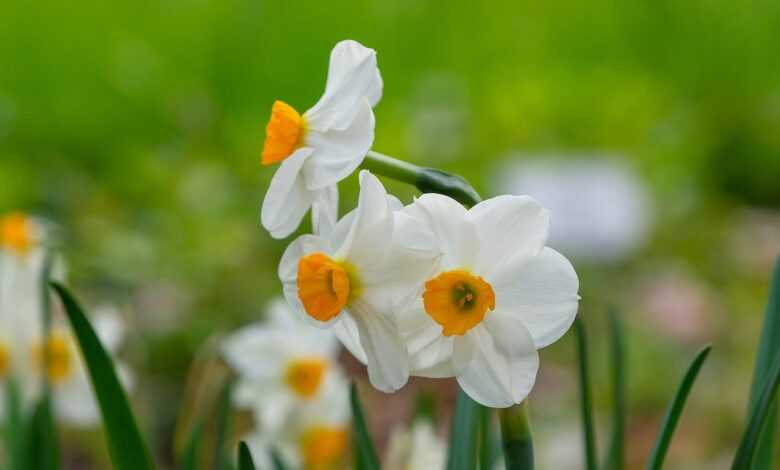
[25, 397, 60, 470]
[732, 349, 780, 470]
[350, 383, 380, 470]
[238, 442, 256, 470]
[498, 402, 533, 470]
[605, 309, 626, 470]
[446, 388, 482, 470]
[646, 346, 712, 470]
[746, 257, 780, 469]
[50, 282, 155, 470]
[479, 407, 498, 470]
[180, 422, 203, 470]
[213, 379, 234, 470]
[270, 448, 288, 470]
[4, 377, 26, 469]
[574, 318, 598, 470]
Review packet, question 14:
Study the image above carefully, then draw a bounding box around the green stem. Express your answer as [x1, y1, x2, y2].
[361, 151, 482, 207]
[499, 401, 534, 470]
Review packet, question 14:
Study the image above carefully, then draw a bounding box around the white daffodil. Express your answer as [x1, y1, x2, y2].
[244, 376, 351, 470]
[397, 194, 580, 407]
[260, 39, 383, 239]
[222, 298, 345, 432]
[385, 419, 446, 470]
[279, 170, 435, 393]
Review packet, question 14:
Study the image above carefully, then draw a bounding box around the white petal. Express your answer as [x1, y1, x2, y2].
[54, 371, 100, 426]
[92, 306, 125, 354]
[470, 195, 549, 277]
[261, 148, 315, 239]
[405, 318, 454, 378]
[302, 99, 374, 191]
[406, 194, 478, 269]
[311, 185, 339, 237]
[305, 40, 382, 131]
[454, 313, 539, 408]
[332, 314, 368, 363]
[490, 248, 579, 349]
[334, 171, 393, 268]
[348, 299, 409, 392]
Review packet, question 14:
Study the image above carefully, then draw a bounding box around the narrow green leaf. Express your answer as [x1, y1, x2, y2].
[50, 282, 155, 470]
[237, 442, 256, 470]
[498, 401, 533, 470]
[446, 388, 481, 470]
[213, 379, 234, 470]
[604, 309, 626, 470]
[732, 349, 780, 470]
[25, 397, 60, 470]
[4, 377, 26, 470]
[270, 448, 288, 470]
[574, 318, 598, 470]
[349, 383, 380, 470]
[180, 422, 203, 470]
[479, 407, 498, 470]
[746, 257, 780, 469]
[646, 345, 712, 470]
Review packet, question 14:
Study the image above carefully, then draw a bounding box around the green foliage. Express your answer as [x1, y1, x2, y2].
[646, 346, 712, 470]
[604, 309, 625, 470]
[574, 318, 598, 470]
[213, 380, 235, 470]
[350, 383, 380, 470]
[50, 282, 156, 470]
[25, 396, 60, 470]
[180, 422, 202, 470]
[498, 403, 534, 470]
[446, 388, 482, 470]
[237, 442, 256, 470]
[269, 448, 288, 470]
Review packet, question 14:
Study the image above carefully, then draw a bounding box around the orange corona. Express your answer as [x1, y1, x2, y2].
[261, 100, 305, 165]
[1, 212, 35, 254]
[300, 426, 349, 469]
[423, 269, 495, 336]
[297, 253, 352, 322]
[284, 357, 328, 399]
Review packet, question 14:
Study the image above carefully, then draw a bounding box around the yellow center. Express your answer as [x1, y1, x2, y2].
[297, 253, 355, 322]
[0, 342, 10, 379]
[300, 426, 349, 469]
[261, 100, 306, 166]
[0, 212, 35, 254]
[284, 357, 328, 399]
[423, 269, 496, 336]
[33, 332, 74, 384]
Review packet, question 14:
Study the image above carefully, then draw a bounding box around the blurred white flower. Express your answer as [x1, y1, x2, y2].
[397, 194, 579, 407]
[279, 171, 434, 393]
[222, 298, 345, 432]
[244, 376, 351, 470]
[495, 158, 653, 263]
[261, 40, 383, 239]
[385, 419, 446, 470]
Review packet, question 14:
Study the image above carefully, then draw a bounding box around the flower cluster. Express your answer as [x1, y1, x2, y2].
[258, 40, 580, 408]
[0, 212, 132, 426]
[223, 299, 350, 469]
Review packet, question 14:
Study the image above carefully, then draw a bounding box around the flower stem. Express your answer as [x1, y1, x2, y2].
[362, 151, 482, 207]
[499, 401, 534, 470]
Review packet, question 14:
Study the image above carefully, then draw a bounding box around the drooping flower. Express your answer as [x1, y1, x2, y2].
[397, 194, 579, 407]
[385, 419, 446, 470]
[279, 170, 435, 393]
[260, 40, 383, 239]
[244, 376, 351, 470]
[222, 298, 345, 431]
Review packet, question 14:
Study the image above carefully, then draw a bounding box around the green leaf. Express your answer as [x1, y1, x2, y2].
[604, 309, 626, 470]
[746, 257, 780, 469]
[349, 383, 380, 470]
[498, 402, 533, 470]
[25, 397, 60, 470]
[574, 318, 598, 470]
[180, 422, 203, 470]
[270, 448, 288, 470]
[479, 407, 498, 470]
[446, 388, 481, 470]
[4, 377, 26, 470]
[732, 349, 780, 470]
[50, 282, 156, 470]
[237, 442, 256, 470]
[646, 345, 712, 470]
[213, 379, 234, 470]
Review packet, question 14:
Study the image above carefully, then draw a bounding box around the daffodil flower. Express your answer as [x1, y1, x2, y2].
[260, 40, 383, 239]
[244, 376, 350, 470]
[279, 170, 434, 393]
[385, 419, 446, 470]
[222, 298, 345, 432]
[398, 194, 580, 407]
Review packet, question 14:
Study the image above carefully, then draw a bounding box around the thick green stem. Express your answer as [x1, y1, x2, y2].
[362, 151, 482, 207]
[499, 401, 534, 470]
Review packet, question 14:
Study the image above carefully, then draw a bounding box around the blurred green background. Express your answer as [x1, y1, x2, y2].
[2, 0, 780, 468]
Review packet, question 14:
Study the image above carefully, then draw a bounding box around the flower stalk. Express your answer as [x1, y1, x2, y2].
[499, 401, 534, 470]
